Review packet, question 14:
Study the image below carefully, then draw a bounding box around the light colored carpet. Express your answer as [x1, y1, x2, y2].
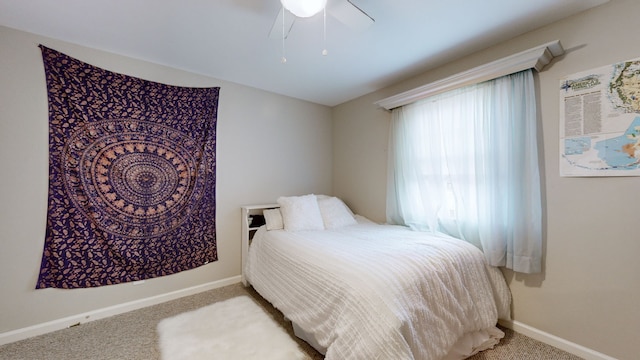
[0, 283, 583, 359]
[157, 296, 305, 360]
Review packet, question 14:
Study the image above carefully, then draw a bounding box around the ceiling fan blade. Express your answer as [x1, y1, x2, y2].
[268, 7, 296, 39]
[328, 0, 374, 31]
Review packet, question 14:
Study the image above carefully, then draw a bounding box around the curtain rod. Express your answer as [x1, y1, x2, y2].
[375, 40, 564, 111]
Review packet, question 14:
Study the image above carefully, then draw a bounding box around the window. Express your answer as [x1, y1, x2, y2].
[386, 70, 542, 273]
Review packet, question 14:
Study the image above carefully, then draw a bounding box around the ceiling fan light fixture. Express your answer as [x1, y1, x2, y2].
[280, 0, 327, 18]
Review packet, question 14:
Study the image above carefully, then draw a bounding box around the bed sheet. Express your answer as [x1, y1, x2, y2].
[245, 221, 511, 360]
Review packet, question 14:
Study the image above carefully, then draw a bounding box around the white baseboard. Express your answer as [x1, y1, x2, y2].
[0, 276, 241, 346]
[499, 319, 618, 360]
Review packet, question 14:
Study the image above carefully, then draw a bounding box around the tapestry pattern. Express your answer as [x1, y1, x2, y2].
[37, 46, 219, 288]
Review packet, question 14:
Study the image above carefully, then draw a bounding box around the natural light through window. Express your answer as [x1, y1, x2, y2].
[386, 69, 543, 273]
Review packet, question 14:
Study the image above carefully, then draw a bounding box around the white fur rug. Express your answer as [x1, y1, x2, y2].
[157, 296, 306, 360]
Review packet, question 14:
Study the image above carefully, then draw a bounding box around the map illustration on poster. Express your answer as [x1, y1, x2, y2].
[559, 58, 640, 176]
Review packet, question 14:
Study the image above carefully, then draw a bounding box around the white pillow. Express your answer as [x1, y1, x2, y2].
[277, 194, 325, 232]
[263, 208, 284, 230]
[317, 197, 357, 229]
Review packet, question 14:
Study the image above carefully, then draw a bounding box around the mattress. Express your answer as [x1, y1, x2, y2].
[245, 219, 511, 360]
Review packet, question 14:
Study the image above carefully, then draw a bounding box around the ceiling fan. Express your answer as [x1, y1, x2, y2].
[268, 0, 374, 40]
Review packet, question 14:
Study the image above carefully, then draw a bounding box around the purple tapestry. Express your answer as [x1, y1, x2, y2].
[37, 46, 219, 289]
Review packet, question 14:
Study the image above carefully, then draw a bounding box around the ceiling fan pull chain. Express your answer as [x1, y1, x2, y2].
[281, 6, 287, 64]
[322, 7, 328, 56]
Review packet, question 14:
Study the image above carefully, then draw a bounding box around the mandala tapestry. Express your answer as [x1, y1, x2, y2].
[37, 46, 219, 289]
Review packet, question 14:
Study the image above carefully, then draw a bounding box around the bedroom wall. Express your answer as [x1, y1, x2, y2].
[332, 0, 638, 359]
[0, 25, 332, 336]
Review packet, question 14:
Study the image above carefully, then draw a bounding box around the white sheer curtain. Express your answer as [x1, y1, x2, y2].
[387, 69, 542, 273]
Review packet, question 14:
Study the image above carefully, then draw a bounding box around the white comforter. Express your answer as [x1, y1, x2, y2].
[245, 220, 511, 360]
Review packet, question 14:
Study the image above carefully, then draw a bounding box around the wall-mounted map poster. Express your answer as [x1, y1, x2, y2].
[559, 58, 640, 176]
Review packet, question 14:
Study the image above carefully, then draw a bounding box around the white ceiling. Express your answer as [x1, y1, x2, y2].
[0, 0, 608, 106]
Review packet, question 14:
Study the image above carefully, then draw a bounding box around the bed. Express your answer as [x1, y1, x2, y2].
[244, 194, 511, 360]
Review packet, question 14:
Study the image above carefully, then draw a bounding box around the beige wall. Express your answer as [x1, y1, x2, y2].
[333, 0, 639, 359]
[0, 25, 332, 334]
